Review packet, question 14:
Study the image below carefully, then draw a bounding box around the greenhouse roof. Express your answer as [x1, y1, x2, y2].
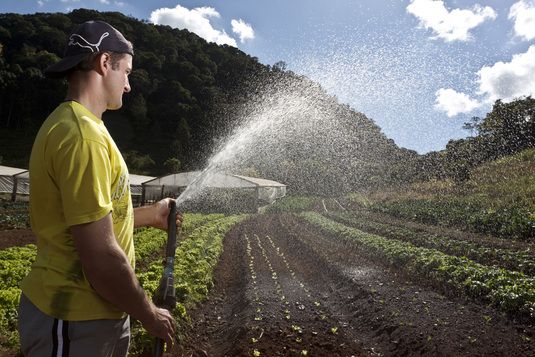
[0, 166, 155, 183]
[129, 174, 156, 185]
[232, 175, 286, 187]
[143, 171, 286, 189]
[0, 165, 28, 177]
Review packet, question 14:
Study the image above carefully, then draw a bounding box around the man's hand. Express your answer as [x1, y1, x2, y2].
[139, 304, 176, 350]
[134, 198, 183, 230]
[151, 198, 183, 231]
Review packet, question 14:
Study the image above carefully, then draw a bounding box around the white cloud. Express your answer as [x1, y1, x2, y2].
[406, 0, 497, 42]
[150, 5, 237, 47]
[435, 88, 481, 117]
[435, 45, 535, 117]
[231, 19, 254, 43]
[100, 0, 110, 4]
[478, 45, 535, 102]
[115, 1, 125, 6]
[509, 0, 535, 41]
[37, 0, 45, 6]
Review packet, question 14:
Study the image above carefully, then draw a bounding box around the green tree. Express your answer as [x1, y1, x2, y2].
[127, 93, 149, 135]
[0, 26, 11, 44]
[122, 150, 155, 175]
[43, 13, 72, 31]
[462, 116, 483, 137]
[272, 61, 287, 71]
[479, 97, 535, 156]
[35, 25, 66, 54]
[164, 157, 181, 174]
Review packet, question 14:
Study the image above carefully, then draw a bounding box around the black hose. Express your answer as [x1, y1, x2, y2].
[152, 200, 178, 357]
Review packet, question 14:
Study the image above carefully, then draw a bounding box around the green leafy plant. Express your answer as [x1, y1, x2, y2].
[131, 214, 246, 354]
[301, 212, 535, 319]
[326, 211, 535, 276]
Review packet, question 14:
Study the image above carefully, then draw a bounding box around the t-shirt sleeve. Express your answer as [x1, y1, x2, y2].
[54, 138, 113, 226]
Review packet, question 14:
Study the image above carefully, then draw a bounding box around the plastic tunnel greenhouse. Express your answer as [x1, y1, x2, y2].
[129, 174, 156, 206]
[1, 165, 286, 213]
[141, 171, 287, 212]
[0, 165, 30, 201]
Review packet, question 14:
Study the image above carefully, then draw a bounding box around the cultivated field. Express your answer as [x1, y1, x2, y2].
[1, 202, 535, 356]
[179, 213, 535, 356]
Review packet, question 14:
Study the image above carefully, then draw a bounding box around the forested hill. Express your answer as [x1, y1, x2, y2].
[0, 8, 273, 171]
[0, 9, 417, 195]
[3, 9, 531, 196]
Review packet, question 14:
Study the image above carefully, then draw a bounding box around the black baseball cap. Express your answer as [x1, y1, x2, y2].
[44, 20, 134, 78]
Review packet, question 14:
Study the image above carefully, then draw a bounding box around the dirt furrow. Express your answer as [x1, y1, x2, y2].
[178, 214, 535, 357]
[280, 214, 535, 356]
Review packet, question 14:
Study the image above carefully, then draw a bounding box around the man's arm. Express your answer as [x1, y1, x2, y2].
[71, 213, 175, 347]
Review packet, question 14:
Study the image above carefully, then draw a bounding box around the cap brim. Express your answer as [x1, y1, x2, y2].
[44, 53, 89, 79]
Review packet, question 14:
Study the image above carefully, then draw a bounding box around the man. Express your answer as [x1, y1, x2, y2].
[18, 20, 180, 356]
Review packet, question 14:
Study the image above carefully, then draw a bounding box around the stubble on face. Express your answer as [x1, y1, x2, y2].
[106, 55, 132, 111]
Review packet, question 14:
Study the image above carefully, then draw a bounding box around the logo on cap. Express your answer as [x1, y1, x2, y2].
[68, 32, 110, 53]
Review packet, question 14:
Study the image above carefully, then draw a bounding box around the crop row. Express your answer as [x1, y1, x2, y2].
[244, 233, 327, 356]
[131, 214, 246, 354]
[180, 213, 226, 232]
[134, 213, 226, 263]
[370, 198, 535, 240]
[244, 234, 262, 308]
[326, 212, 535, 276]
[0, 211, 29, 230]
[0, 201, 30, 229]
[245, 233, 278, 357]
[300, 212, 535, 320]
[0, 245, 36, 291]
[0, 245, 36, 346]
[263, 235, 326, 320]
[0, 213, 241, 351]
[0, 201, 28, 211]
[253, 233, 289, 311]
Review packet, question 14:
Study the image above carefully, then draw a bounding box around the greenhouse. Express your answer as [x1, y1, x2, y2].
[0, 165, 29, 201]
[1, 166, 286, 212]
[141, 171, 287, 211]
[129, 174, 156, 206]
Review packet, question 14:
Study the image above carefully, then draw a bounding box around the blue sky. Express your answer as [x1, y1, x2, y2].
[2, 0, 535, 153]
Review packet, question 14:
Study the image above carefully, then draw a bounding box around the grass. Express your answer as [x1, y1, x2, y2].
[364, 148, 535, 240]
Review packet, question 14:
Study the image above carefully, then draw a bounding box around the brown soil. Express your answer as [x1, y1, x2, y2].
[3, 214, 534, 356]
[176, 214, 535, 357]
[0, 229, 35, 249]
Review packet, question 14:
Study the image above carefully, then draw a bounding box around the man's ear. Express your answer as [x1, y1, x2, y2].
[96, 52, 111, 75]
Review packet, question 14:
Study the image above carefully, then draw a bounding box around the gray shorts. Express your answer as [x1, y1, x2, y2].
[18, 294, 130, 357]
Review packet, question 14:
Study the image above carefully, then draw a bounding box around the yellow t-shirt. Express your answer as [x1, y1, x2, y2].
[22, 101, 135, 320]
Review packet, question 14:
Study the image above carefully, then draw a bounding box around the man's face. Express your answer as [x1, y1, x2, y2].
[105, 54, 132, 110]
